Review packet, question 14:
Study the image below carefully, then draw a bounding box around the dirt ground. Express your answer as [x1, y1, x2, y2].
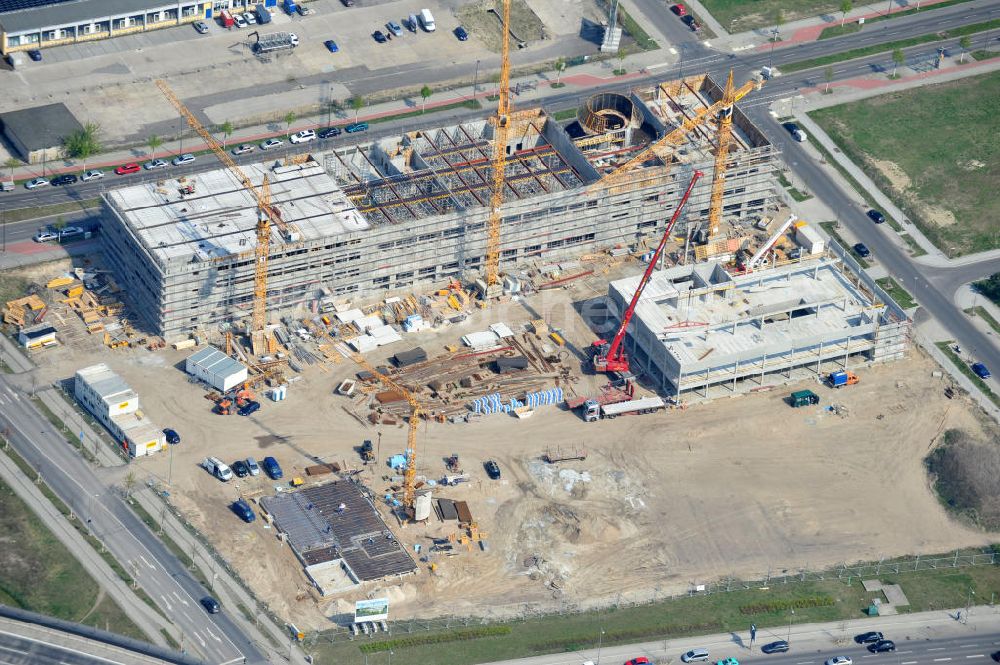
[12, 257, 996, 630]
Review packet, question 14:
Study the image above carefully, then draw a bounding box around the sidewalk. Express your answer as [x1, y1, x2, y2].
[0, 448, 178, 649]
[486, 603, 1000, 665]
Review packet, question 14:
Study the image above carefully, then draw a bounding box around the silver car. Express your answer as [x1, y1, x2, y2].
[232, 144, 254, 155]
[260, 138, 284, 150]
[25, 177, 49, 189]
[194, 21, 209, 34]
[144, 159, 168, 170]
[33, 228, 58, 242]
[81, 170, 104, 181]
[172, 153, 196, 166]
[246, 457, 261, 476]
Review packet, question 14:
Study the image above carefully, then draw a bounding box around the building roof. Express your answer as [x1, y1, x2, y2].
[76, 363, 138, 403]
[186, 347, 246, 379]
[19, 324, 56, 339]
[0, 103, 82, 152]
[0, 0, 166, 33]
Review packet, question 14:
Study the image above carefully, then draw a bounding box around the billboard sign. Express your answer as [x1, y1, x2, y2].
[354, 598, 389, 623]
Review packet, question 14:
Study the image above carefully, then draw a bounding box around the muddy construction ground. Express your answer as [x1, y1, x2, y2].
[13, 258, 996, 630]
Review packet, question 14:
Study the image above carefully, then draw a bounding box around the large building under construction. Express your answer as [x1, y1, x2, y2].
[101, 75, 781, 339]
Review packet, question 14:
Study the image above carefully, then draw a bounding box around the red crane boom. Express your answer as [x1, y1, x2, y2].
[592, 170, 703, 374]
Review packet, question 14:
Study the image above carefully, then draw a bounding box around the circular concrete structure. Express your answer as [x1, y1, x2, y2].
[577, 92, 642, 136]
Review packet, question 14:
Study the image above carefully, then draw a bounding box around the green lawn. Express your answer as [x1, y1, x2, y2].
[817, 0, 977, 39]
[309, 558, 1000, 665]
[699, 0, 840, 32]
[0, 478, 146, 639]
[810, 71, 1000, 257]
[900, 234, 928, 257]
[964, 307, 1000, 335]
[819, 221, 870, 267]
[935, 342, 1000, 408]
[876, 277, 917, 310]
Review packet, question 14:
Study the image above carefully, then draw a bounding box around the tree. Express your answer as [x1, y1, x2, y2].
[218, 120, 234, 149]
[616, 48, 627, 74]
[824, 66, 834, 93]
[283, 111, 296, 139]
[350, 95, 365, 122]
[3, 157, 21, 183]
[959, 36, 971, 63]
[840, 0, 852, 27]
[123, 470, 137, 499]
[553, 56, 566, 85]
[62, 122, 102, 171]
[773, 8, 784, 36]
[420, 85, 433, 112]
[891, 48, 904, 77]
[147, 134, 163, 157]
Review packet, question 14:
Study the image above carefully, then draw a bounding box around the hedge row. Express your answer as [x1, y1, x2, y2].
[739, 596, 835, 615]
[530, 621, 724, 653]
[358, 625, 512, 653]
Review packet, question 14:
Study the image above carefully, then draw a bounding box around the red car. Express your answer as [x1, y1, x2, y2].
[114, 163, 141, 175]
[671, 4, 687, 16]
[626, 659, 652, 665]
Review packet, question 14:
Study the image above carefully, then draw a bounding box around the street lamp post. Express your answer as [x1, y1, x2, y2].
[769, 29, 780, 68]
[473, 59, 480, 96]
[965, 588, 975, 623]
[787, 609, 795, 642]
[597, 628, 606, 664]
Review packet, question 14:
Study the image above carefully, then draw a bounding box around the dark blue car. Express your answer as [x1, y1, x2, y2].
[972, 362, 991, 379]
[232, 499, 256, 523]
[324, 39, 339, 53]
[262, 456, 283, 479]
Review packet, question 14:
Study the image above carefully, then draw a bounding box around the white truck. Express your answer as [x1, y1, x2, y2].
[584, 396, 665, 421]
[201, 456, 233, 481]
[252, 31, 299, 54]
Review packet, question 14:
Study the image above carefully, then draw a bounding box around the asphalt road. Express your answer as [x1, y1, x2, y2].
[0, 631, 154, 665]
[0, 376, 261, 665]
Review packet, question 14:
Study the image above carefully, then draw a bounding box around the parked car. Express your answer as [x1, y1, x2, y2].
[33, 228, 58, 242]
[260, 138, 284, 150]
[825, 657, 852, 665]
[672, 4, 687, 16]
[297, 6, 314, 15]
[27, 49, 42, 61]
[114, 163, 141, 175]
[716, 659, 739, 665]
[853, 242, 871, 258]
[238, 400, 260, 416]
[201, 596, 220, 614]
[318, 127, 342, 139]
[193, 21, 209, 33]
[386, 20, 404, 37]
[869, 641, 896, 653]
[246, 457, 261, 476]
[50, 174, 78, 186]
[782, 121, 807, 142]
[262, 456, 283, 479]
[172, 153, 196, 166]
[625, 659, 651, 665]
[855, 632, 884, 644]
[681, 650, 709, 663]
[81, 170, 104, 181]
[345, 122, 369, 133]
[341, 0, 354, 5]
[324, 39, 339, 53]
[289, 32, 300, 46]
[144, 158, 168, 170]
[761, 641, 790, 654]
[232, 459, 250, 478]
[232, 499, 256, 523]
[867, 209, 886, 224]
[232, 144, 254, 155]
[405, 14, 419, 32]
[233, 13, 248, 28]
[289, 129, 316, 144]
[454, 26, 469, 41]
[163, 428, 181, 445]
[372, 30, 388, 43]
[59, 226, 84, 239]
[243, 11, 257, 24]
[972, 362, 991, 379]
[25, 178, 49, 189]
[484, 460, 501, 479]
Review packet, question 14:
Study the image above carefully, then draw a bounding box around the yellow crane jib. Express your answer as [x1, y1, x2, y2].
[484, 0, 513, 291]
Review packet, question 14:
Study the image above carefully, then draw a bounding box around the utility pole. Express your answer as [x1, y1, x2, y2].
[597, 627, 606, 664]
[473, 59, 480, 95]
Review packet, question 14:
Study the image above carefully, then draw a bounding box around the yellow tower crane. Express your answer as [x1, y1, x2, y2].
[707, 70, 742, 240]
[155, 79, 289, 356]
[483, 0, 513, 294]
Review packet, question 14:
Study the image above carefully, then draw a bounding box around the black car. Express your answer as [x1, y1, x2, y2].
[855, 631, 884, 644]
[201, 596, 220, 614]
[372, 30, 387, 43]
[869, 640, 895, 653]
[238, 400, 260, 417]
[318, 126, 342, 139]
[484, 460, 501, 480]
[232, 460, 250, 478]
[163, 428, 181, 445]
[454, 26, 469, 41]
[50, 174, 78, 186]
[762, 641, 790, 654]
[853, 242, 871, 258]
[27, 49, 42, 61]
[867, 209, 886, 224]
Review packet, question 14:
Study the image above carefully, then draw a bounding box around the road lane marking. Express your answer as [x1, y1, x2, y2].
[967, 656, 985, 659]
[963, 646, 982, 649]
[934, 658, 953, 662]
[902, 661, 917, 664]
[173, 591, 189, 606]
[930, 649, 947, 652]
[160, 594, 173, 611]
[139, 554, 156, 570]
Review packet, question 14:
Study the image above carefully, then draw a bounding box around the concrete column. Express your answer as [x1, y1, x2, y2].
[731, 358, 738, 392]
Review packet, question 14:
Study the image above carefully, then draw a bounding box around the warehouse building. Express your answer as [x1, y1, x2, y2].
[74, 363, 165, 457]
[0, 103, 83, 164]
[0, 0, 276, 56]
[606, 243, 910, 401]
[185, 346, 248, 392]
[100, 75, 782, 340]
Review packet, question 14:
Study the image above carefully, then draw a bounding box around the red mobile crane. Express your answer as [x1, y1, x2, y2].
[591, 170, 703, 375]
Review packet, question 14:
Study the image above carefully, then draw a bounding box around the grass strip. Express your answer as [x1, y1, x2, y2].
[819, 221, 869, 267]
[0, 198, 100, 221]
[360, 626, 513, 653]
[785, 18, 1000, 72]
[160, 628, 181, 651]
[818, 0, 977, 40]
[935, 342, 1000, 407]
[552, 108, 577, 122]
[368, 99, 481, 126]
[30, 396, 97, 464]
[964, 306, 1000, 335]
[876, 276, 918, 310]
[900, 234, 928, 257]
[776, 172, 812, 202]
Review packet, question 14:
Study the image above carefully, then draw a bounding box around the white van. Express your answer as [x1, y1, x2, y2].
[202, 456, 233, 481]
[419, 8, 436, 31]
